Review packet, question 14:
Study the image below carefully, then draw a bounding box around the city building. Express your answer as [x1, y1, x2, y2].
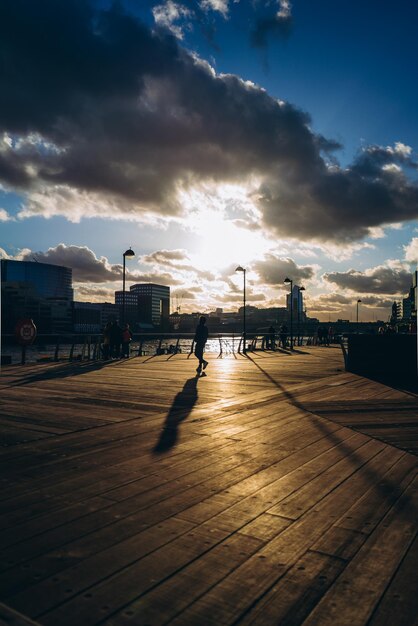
[286, 285, 305, 321]
[115, 290, 141, 327]
[402, 270, 417, 324]
[115, 283, 170, 328]
[72, 301, 119, 333]
[1, 259, 73, 334]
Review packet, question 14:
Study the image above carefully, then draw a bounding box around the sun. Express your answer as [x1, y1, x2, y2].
[179, 182, 269, 270]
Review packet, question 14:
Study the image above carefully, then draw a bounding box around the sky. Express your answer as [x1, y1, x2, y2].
[0, 0, 418, 321]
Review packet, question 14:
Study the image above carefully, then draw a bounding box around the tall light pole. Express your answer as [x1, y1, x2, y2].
[122, 247, 135, 325]
[284, 277, 293, 349]
[356, 298, 362, 329]
[236, 266, 246, 353]
[297, 286, 305, 346]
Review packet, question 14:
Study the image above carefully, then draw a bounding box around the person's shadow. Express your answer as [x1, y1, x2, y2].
[153, 375, 199, 453]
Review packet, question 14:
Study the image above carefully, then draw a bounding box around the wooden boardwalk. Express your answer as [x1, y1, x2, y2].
[0, 346, 417, 626]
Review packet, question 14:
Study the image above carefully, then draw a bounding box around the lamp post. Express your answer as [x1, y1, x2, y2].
[297, 286, 305, 346]
[122, 247, 135, 325]
[356, 298, 362, 329]
[284, 277, 293, 349]
[236, 266, 246, 354]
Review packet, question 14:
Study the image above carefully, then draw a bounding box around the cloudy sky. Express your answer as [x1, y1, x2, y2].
[1, 0, 417, 321]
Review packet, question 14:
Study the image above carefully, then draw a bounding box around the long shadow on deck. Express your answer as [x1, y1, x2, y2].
[8, 360, 113, 386]
[245, 353, 417, 513]
[153, 375, 200, 454]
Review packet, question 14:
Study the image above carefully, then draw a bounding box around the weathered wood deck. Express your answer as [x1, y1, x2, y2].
[0, 346, 417, 626]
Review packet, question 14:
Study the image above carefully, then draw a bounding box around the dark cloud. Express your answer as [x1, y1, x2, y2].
[23, 244, 124, 282]
[324, 265, 412, 295]
[218, 292, 266, 304]
[142, 248, 215, 280]
[251, 12, 292, 48]
[76, 285, 115, 299]
[358, 296, 394, 308]
[253, 255, 315, 286]
[259, 145, 418, 242]
[1, 1, 418, 241]
[142, 249, 190, 265]
[20, 243, 184, 285]
[171, 288, 198, 300]
[316, 294, 352, 305]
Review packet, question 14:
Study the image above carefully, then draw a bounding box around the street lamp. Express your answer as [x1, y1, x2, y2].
[297, 286, 305, 346]
[236, 266, 246, 354]
[356, 298, 362, 327]
[284, 277, 293, 349]
[122, 247, 135, 325]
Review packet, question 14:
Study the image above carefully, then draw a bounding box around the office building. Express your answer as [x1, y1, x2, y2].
[286, 285, 305, 319]
[115, 283, 170, 328]
[72, 302, 119, 333]
[1, 259, 73, 334]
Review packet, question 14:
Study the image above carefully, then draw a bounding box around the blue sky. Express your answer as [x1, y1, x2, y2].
[0, 0, 417, 320]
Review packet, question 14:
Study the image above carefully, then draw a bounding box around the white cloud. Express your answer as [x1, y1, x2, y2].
[152, 1, 192, 39]
[324, 261, 412, 295]
[0, 208, 12, 221]
[404, 238, 418, 264]
[277, 0, 292, 19]
[199, 0, 230, 18]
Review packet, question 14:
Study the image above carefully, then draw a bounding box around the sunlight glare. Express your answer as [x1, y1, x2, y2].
[179, 182, 269, 269]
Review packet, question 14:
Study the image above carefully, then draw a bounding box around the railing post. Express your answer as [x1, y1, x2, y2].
[54, 340, 59, 362]
[21, 345, 26, 365]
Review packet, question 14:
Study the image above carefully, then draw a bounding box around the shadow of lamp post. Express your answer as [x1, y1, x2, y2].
[122, 247, 135, 326]
[236, 265, 246, 354]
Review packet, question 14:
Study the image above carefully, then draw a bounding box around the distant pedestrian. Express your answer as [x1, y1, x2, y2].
[121, 323, 133, 358]
[194, 316, 208, 373]
[102, 322, 112, 359]
[279, 323, 288, 349]
[327, 326, 333, 345]
[109, 321, 122, 358]
[268, 325, 276, 350]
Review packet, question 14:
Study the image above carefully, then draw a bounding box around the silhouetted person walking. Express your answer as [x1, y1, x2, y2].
[109, 321, 122, 359]
[102, 322, 112, 359]
[121, 323, 133, 358]
[194, 316, 208, 374]
[279, 323, 288, 349]
[268, 325, 276, 350]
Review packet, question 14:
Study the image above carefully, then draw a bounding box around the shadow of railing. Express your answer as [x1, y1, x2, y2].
[244, 352, 417, 514]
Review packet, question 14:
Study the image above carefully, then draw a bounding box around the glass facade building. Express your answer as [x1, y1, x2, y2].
[1, 259, 73, 334]
[130, 283, 170, 327]
[1, 260, 73, 300]
[115, 283, 170, 328]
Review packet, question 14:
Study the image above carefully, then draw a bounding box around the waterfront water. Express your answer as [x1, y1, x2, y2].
[2, 336, 241, 365]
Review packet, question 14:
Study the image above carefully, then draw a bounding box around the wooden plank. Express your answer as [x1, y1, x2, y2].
[367, 533, 418, 626]
[301, 476, 418, 626]
[236, 551, 345, 626]
[0, 603, 42, 626]
[0, 348, 416, 626]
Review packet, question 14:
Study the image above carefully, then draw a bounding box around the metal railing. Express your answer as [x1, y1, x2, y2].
[1, 330, 345, 365]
